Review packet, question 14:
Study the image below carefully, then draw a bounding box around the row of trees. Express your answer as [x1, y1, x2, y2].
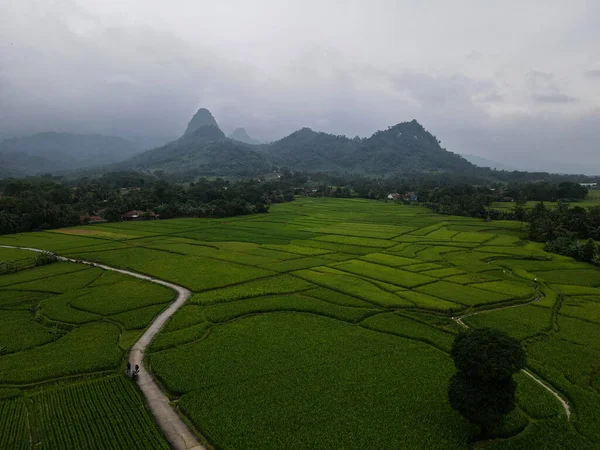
[0, 172, 296, 235]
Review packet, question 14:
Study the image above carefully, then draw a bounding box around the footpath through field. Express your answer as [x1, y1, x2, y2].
[0, 245, 206, 450]
[452, 297, 571, 419]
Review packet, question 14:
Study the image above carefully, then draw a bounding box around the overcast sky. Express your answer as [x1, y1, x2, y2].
[1, 0, 599, 171]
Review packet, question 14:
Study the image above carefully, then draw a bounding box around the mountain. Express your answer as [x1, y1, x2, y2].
[0, 132, 140, 176]
[461, 154, 517, 171]
[265, 120, 478, 175]
[184, 108, 220, 137]
[122, 110, 269, 177]
[229, 128, 262, 145]
[119, 111, 485, 178]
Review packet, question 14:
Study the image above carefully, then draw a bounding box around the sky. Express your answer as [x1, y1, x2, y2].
[1, 0, 599, 172]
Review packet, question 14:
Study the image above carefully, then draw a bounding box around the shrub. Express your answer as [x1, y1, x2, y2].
[34, 251, 57, 267]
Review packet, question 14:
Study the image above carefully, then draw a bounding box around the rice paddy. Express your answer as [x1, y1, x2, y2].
[1, 197, 598, 449]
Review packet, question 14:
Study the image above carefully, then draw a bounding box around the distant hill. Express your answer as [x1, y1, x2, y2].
[122, 111, 269, 177]
[0, 132, 140, 176]
[120, 110, 486, 178]
[229, 128, 262, 145]
[461, 154, 517, 171]
[265, 120, 478, 175]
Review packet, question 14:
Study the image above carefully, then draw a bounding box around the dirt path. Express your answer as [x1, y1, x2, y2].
[0, 246, 207, 450]
[452, 298, 571, 419]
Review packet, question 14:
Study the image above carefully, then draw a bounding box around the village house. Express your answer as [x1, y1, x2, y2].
[404, 192, 418, 202]
[387, 193, 402, 201]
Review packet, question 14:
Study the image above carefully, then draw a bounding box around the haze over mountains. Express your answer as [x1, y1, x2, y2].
[0, 132, 140, 177]
[115, 108, 484, 178]
[3, 107, 599, 179]
[229, 128, 262, 145]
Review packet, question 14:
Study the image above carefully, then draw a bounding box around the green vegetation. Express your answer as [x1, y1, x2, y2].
[448, 329, 526, 434]
[32, 376, 170, 450]
[0, 250, 172, 448]
[1, 197, 598, 449]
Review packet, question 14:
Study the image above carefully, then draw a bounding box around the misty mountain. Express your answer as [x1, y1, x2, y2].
[121, 109, 484, 179]
[184, 108, 220, 137]
[519, 161, 600, 177]
[122, 111, 270, 177]
[229, 128, 262, 145]
[266, 120, 478, 175]
[0, 132, 140, 175]
[460, 154, 517, 171]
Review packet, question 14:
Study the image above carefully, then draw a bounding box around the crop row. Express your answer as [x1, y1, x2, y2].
[33, 375, 169, 449]
[0, 397, 29, 450]
[151, 312, 470, 450]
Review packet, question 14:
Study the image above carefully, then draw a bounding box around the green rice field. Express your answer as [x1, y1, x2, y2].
[1, 197, 599, 449]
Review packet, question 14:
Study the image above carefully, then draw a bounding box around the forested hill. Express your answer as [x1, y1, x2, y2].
[265, 120, 477, 174]
[118, 109, 486, 179]
[120, 109, 270, 178]
[229, 128, 262, 145]
[0, 132, 140, 175]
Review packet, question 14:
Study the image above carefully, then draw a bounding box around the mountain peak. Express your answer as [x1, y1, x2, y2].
[229, 128, 261, 145]
[184, 108, 220, 137]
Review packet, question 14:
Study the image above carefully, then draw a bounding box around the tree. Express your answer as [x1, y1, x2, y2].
[582, 238, 598, 264]
[448, 328, 526, 435]
[513, 197, 528, 229]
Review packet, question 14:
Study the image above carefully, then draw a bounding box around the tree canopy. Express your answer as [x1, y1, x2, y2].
[448, 328, 526, 434]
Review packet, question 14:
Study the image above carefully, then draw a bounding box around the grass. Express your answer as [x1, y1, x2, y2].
[395, 291, 464, 312]
[474, 280, 536, 299]
[331, 260, 436, 288]
[537, 269, 600, 287]
[416, 281, 511, 306]
[463, 305, 552, 340]
[1, 196, 599, 448]
[70, 278, 174, 315]
[69, 247, 275, 291]
[32, 375, 170, 449]
[312, 234, 394, 248]
[361, 312, 456, 351]
[0, 322, 122, 384]
[359, 252, 419, 267]
[150, 322, 211, 353]
[0, 397, 29, 450]
[192, 275, 313, 305]
[0, 310, 56, 353]
[202, 294, 380, 324]
[150, 313, 471, 450]
[0, 263, 87, 288]
[293, 269, 411, 308]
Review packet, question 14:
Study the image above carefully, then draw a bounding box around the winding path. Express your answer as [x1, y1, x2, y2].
[0, 245, 206, 450]
[452, 299, 571, 419]
[3, 244, 572, 443]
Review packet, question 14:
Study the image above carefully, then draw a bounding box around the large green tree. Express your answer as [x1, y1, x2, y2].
[448, 328, 526, 435]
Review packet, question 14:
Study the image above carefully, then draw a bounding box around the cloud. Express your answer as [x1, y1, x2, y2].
[584, 69, 600, 78]
[0, 0, 599, 169]
[104, 75, 141, 86]
[477, 92, 504, 103]
[528, 70, 578, 105]
[532, 93, 578, 103]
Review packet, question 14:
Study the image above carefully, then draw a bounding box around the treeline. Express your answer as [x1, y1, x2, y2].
[0, 172, 295, 234]
[301, 173, 588, 205]
[527, 202, 600, 264]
